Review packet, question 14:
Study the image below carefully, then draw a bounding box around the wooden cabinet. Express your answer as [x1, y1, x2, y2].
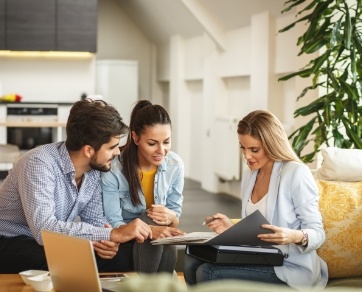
[0, 0, 5, 50]
[6, 0, 56, 51]
[1, 0, 97, 52]
[57, 0, 97, 52]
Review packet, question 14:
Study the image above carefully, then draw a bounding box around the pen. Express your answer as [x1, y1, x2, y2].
[202, 218, 218, 225]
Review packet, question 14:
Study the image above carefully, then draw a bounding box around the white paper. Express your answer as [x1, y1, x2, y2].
[151, 232, 217, 245]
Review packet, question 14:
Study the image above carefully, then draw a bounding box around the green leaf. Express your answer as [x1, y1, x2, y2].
[330, 18, 343, 46]
[334, 99, 344, 116]
[342, 118, 362, 148]
[344, 1, 352, 49]
[302, 36, 327, 54]
[332, 128, 345, 148]
[312, 51, 330, 73]
[340, 80, 359, 100]
[354, 31, 362, 52]
[278, 14, 311, 33]
[295, 83, 322, 101]
[300, 152, 316, 163]
[278, 68, 313, 81]
[282, 0, 308, 13]
[294, 96, 325, 116]
[351, 47, 356, 82]
[297, 1, 318, 15]
[290, 117, 317, 152]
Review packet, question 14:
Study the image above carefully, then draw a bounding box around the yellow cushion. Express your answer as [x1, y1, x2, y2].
[316, 180, 362, 278]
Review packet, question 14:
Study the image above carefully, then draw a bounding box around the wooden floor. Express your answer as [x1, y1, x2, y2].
[175, 178, 241, 272]
[178, 179, 241, 233]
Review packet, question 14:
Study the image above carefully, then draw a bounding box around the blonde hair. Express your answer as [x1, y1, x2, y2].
[237, 110, 300, 162]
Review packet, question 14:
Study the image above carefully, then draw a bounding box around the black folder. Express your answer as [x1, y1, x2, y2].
[152, 210, 278, 246]
[186, 244, 284, 266]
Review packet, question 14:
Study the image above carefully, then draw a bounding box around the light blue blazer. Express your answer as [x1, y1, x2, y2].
[241, 161, 328, 290]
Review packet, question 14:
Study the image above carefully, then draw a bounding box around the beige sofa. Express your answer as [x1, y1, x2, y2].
[314, 147, 362, 288]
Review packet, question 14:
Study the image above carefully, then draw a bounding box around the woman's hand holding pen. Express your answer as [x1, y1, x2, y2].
[203, 213, 234, 234]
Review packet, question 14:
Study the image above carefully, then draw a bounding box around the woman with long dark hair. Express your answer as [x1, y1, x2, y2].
[101, 100, 185, 273]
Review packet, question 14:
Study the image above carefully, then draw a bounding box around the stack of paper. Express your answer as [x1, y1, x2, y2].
[151, 232, 217, 245]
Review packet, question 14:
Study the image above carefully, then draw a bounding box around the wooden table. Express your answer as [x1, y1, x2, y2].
[0, 272, 185, 291]
[0, 274, 43, 292]
[0, 273, 135, 292]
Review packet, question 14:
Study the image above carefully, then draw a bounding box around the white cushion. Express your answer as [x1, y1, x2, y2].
[314, 147, 362, 181]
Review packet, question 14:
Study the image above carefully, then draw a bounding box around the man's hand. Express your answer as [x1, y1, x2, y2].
[147, 204, 178, 227]
[93, 224, 119, 259]
[93, 240, 119, 259]
[110, 218, 152, 243]
[150, 225, 185, 240]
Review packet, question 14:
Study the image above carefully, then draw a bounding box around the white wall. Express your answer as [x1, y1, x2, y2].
[97, 0, 153, 100]
[156, 11, 313, 198]
[0, 57, 95, 103]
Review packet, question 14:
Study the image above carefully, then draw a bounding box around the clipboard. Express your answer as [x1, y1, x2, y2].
[151, 210, 277, 246]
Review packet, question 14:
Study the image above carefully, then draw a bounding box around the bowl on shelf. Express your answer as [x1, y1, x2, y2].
[26, 274, 53, 292]
[19, 270, 49, 285]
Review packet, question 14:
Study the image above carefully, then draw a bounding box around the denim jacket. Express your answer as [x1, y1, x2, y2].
[101, 151, 184, 227]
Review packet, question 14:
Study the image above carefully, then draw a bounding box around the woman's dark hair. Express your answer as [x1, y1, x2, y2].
[65, 99, 128, 152]
[121, 100, 171, 206]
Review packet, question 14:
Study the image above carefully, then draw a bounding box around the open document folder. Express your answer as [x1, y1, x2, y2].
[151, 210, 276, 246]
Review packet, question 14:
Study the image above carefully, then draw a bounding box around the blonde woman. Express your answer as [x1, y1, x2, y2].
[184, 110, 328, 290]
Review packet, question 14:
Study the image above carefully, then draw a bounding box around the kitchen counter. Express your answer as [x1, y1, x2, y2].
[0, 103, 72, 145]
[0, 101, 74, 105]
[0, 121, 66, 127]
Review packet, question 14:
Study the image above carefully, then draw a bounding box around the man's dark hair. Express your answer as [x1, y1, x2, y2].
[65, 99, 128, 152]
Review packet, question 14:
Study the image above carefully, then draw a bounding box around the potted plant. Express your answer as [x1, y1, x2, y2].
[279, 0, 362, 163]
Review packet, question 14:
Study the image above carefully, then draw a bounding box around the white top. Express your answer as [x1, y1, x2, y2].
[246, 194, 267, 217]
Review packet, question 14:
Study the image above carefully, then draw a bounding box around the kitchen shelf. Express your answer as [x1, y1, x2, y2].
[0, 122, 66, 127]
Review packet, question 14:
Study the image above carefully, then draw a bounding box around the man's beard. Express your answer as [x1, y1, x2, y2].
[89, 156, 112, 172]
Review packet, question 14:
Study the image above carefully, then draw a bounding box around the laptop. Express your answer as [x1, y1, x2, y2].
[41, 230, 127, 292]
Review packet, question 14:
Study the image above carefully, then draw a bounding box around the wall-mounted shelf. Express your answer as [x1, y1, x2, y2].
[0, 122, 66, 127]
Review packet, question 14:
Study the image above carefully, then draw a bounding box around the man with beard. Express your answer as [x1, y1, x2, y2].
[0, 99, 153, 273]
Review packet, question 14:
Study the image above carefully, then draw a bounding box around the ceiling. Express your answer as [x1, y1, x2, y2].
[117, 0, 293, 44]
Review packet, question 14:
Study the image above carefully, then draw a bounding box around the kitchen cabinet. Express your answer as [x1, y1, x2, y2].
[57, 0, 97, 52]
[1, 0, 97, 52]
[0, 0, 6, 50]
[6, 0, 56, 51]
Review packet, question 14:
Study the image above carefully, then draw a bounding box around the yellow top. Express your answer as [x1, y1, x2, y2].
[231, 218, 241, 224]
[140, 167, 157, 209]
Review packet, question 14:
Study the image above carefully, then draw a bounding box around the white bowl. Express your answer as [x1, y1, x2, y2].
[27, 274, 53, 292]
[19, 270, 49, 285]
